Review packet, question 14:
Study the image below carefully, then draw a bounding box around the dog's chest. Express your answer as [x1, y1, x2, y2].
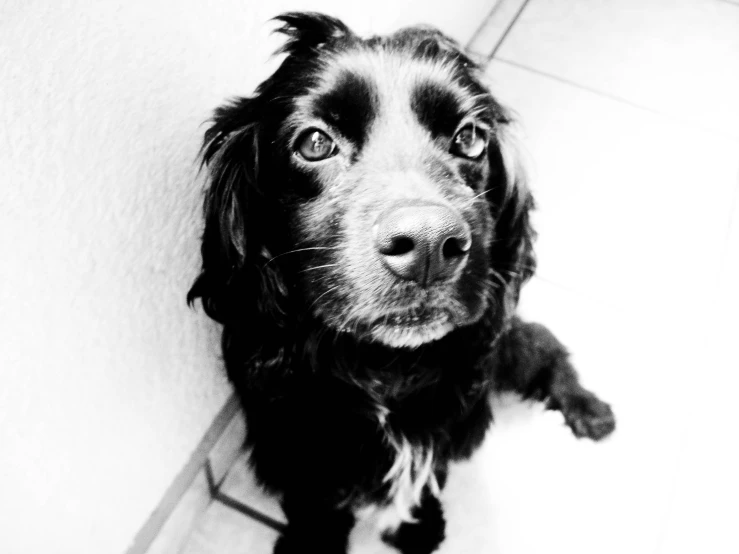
[360, 401, 441, 529]
[347, 363, 486, 528]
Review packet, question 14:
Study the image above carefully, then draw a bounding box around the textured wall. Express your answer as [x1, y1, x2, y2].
[0, 1, 490, 552]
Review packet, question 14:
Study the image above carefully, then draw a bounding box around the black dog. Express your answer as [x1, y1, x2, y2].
[188, 12, 615, 554]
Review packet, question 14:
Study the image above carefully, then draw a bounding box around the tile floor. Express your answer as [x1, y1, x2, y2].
[180, 1, 739, 552]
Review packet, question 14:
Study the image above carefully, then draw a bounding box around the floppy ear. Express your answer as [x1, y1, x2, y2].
[188, 95, 295, 393]
[188, 12, 359, 393]
[188, 94, 290, 325]
[188, 12, 354, 324]
[188, 98, 258, 322]
[488, 121, 537, 308]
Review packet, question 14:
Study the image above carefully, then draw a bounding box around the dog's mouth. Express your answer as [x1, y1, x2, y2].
[367, 308, 456, 348]
[308, 252, 493, 348]
[331, 297, 471, 348]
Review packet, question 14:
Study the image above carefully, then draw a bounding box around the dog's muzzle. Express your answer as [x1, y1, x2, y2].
[373, 201, 471, 287]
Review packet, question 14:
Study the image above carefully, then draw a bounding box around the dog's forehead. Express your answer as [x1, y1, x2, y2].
[292, 47, 483, 144]
[328, 48, 466, 98]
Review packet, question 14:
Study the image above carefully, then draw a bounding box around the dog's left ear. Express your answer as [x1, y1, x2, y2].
[272, 12, 354, 57]
[488, 122, 537, 307]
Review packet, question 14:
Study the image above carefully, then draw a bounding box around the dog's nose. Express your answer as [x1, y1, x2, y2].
[374, 202, 471, 286]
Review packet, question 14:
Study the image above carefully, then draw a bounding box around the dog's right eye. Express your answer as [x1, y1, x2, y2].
[296, 129, 337, 161]
[450, 124, 486, 159]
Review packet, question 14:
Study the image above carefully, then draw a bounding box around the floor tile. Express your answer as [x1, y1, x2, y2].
[485, 59, 739, 320]
[145, 468, 211, 554]
[375, 384, 679, 554]
[180, 500, 279, 554]
[484, 57, 738, 411]
[495, 0, 739, 138]
[354, 0, 499, 43]
[654, 180, 739, 553]
[207, 412, 246, 486]
[455, 47, 739, 554]
[219, 450, 286, 526]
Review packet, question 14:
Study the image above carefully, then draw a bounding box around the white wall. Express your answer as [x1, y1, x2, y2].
[0, 1, 492, 553]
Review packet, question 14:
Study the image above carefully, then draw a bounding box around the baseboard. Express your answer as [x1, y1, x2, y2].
[126, 394, 246, 554]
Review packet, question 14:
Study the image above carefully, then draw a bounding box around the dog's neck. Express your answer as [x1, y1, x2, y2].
[290, 308, 502, 396]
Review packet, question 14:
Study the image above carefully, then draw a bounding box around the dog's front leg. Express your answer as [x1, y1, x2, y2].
[273, 492, 355, 554]
[494, 317, 616, 440]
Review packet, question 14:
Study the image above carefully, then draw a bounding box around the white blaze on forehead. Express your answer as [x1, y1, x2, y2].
[325, 49, 474, 124]
[312, 49, 469, 199]
[287, 47, 491, 166]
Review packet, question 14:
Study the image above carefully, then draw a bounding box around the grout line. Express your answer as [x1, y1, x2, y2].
[127, 394, 241, 554]
[487, 0, 532, 62]
[213, 493, 287, 533]
[204, 459, 219, 494]
[205, 458, 287, 533]
[492, 57, 739, 141]
[531, 273, 579, 293]
[494, 57, 657, 111]
[464, 1, 504, 51]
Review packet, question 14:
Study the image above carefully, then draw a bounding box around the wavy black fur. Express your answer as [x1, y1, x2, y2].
[188, 13, 615, 554]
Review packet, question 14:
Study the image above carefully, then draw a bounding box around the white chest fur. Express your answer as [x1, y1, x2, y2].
[356, 409, 440, 533]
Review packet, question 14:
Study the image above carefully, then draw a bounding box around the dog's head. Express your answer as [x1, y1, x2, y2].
[189, 12, 535, 353]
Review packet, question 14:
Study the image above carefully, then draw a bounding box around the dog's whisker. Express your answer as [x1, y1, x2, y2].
[306, 284, 340, 314]
[470, 188, 493, 202]
[498, 260, 536, 272]
[263, 246, 341, 268]
[489, 268, 507, 288]
[299, 264, 339, 273]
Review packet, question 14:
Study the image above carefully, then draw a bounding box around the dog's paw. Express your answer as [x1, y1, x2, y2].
[555, 393, 616, 441]
[382, 523, 446, 554]
[273, 529, 349, 554]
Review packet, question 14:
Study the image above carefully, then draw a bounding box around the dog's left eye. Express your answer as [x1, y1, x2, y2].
[451, 124, 486, 159]
[296, 129, 337, 161]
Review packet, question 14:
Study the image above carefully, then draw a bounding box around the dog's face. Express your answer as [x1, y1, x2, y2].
[282, 49, 502, 348]
[190, 13, 534, 352]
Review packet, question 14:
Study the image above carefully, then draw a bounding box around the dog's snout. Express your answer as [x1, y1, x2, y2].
[374, 203, 471, 286]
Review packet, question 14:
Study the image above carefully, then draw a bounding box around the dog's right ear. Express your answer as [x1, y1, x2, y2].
[189, 95, 294, 394]
[187, 97, 262, 324]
